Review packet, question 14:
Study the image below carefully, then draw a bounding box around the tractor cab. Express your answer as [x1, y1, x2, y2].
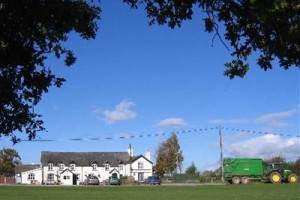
[263, 163, 297, 184]
[265, 163, 283, 174]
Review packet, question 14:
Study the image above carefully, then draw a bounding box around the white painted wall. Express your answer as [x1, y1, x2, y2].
[131, 157, 153, 181]
[60, 170, 73, 185]
[42, 164, 132, 184]
[20, 168, 42, 184]
[22, 156, 153, 185]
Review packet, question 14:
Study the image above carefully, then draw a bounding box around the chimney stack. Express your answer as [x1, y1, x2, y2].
[127, 144, 134, 157]
[145, 149, 151, 161]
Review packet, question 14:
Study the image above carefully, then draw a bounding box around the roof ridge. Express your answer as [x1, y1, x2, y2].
[40, 151, 134, 166]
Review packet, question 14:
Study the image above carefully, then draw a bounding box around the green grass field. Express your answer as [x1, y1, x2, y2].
[0, 184, 299, 200]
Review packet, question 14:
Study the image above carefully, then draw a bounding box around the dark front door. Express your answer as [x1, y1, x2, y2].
[73, 174, 77, 185]
[138, 173, 144, 181]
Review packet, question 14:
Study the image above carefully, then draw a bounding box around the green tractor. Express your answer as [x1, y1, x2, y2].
[263, 163, 298, 184]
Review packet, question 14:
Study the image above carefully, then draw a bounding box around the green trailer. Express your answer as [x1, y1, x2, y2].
[223, 158, 298, 184]
[224, 158, 263, 184]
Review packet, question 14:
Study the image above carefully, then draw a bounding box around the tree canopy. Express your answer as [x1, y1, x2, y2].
[0, 0, 100, 143]
[124, 0, 300, 78]
[1, 0, 299, 142]
[263, 155, 300, 174]
[292, 157, 300, 176]
[155, 133, 183, 176]
[0, 148, 21, 176]
[185, 162, 198, 174]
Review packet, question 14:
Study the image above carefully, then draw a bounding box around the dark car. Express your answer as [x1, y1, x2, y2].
[109, 173, 121, 185]
[144, 176, 162, 185]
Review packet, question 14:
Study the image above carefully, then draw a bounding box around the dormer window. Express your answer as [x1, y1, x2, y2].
[119, 164, 124, 171]
[48, 163, 53, 171]
[92, 163, 97, 171]
[104, 163, 110, 171]
[70, 163, 76, 171]
[59, 164, 65, 171]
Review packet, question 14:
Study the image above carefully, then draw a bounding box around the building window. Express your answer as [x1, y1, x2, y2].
[48, 163, 53, 171]
[59, 164, 65, 171]
[28, 173, 35, 180]
[138, 162, 144, 169]
[70, 163, 76, 171]
[47, 173, 54, 181]
[104, 164, 109, 171]
[63, 176, 70, 180]
[92, 163, 97, 171]
[119, 164, 123, 171]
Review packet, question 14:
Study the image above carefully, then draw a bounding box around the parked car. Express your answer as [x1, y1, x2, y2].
[144, 176, 162, 185]
[109, 173, 121, 185]
[84, 174, 99, 185]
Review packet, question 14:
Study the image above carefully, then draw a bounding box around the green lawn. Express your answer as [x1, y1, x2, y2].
[0, 184, 299, 200]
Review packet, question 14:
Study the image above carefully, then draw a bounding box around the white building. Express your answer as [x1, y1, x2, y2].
[15, 164, 42, 184]
[16, 146, 153, 185]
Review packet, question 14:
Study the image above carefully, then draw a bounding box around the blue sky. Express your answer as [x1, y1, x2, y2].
[1, 1, 299, 171]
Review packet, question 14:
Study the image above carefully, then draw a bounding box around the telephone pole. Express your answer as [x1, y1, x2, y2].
[129, 144, 132, 177]
[219, 126, 225, 183]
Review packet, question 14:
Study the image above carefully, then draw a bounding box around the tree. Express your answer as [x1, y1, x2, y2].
[155, 133, 183, 177]
[291, 157, 300, 175]
[263, 155, 287, 164]
[124, 0, 300, 78]
[199, 168, 221, 183]
[0, 1, 100, 143]
[263, 155, 294, 170]
[185, 162, 198, 174]
[0, 148, 21, 176]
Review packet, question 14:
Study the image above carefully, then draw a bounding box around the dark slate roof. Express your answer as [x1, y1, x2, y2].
[60, 169, 74, 175]
[41, 151, 131, 167]
[131, 155, 153, 164]
[15, 164, 41, 174]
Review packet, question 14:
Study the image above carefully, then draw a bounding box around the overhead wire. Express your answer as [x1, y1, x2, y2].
[1, 126, 297, 142]
[222, 127, 300, 138]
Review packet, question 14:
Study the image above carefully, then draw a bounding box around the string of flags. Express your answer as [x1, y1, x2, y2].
[2, 126, 296, 142]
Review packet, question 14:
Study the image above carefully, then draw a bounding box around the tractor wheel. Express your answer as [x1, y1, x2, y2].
[241, 176, 250, 184]
[232, 176, 241, 185]
[269, 172, 282, 184]
[288, 174, 298, 184]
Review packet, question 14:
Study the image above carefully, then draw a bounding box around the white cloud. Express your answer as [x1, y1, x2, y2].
[224, 134, 300, 160]
[102, 100, 137, 124]
[202, 160, 221, 171]
[209, 108, 298, 129]
[255, 110, 297, 128]
[223, 132, 252, 143]
[209, 119, 249, 124]
[156, 118, 187, 127]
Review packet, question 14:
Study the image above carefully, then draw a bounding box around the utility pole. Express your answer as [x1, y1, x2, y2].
[129, 144, 132, 177]
[219, 126, 225, 183]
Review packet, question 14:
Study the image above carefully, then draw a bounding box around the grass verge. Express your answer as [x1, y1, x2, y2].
[0, 184, 299, 200]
